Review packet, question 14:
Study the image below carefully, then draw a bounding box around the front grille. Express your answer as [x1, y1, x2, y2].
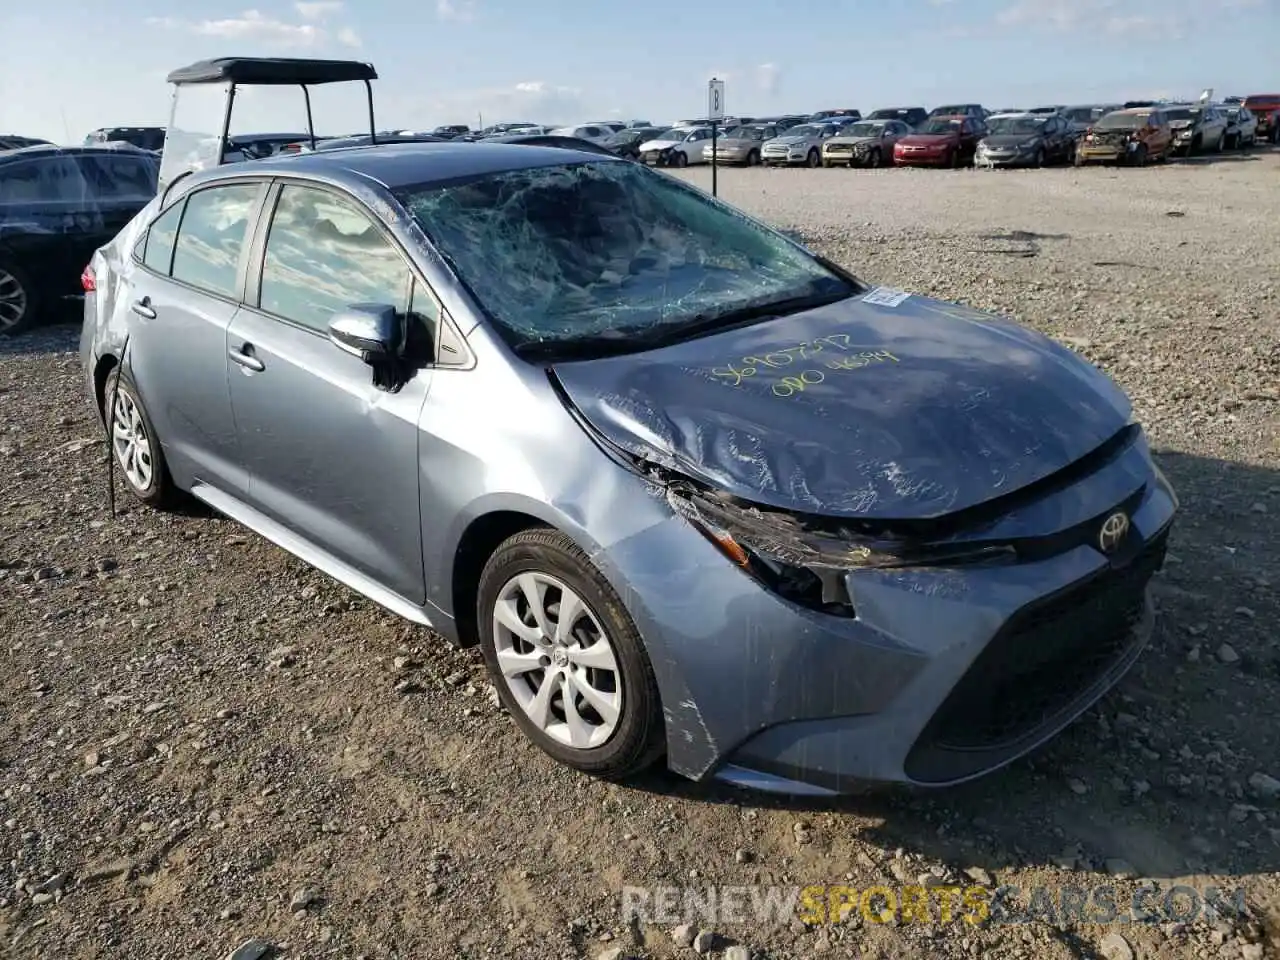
[826, 144, 852, 153]
[904, 529, 1168, 784]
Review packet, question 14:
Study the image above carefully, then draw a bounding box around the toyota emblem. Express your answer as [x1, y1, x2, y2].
[1098, 511, 1131, 555]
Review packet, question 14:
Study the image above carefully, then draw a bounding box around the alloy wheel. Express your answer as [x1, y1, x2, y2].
[111, 388, 155, 492]
[491, 571, 622, 750]
[0, 267, 28, 332]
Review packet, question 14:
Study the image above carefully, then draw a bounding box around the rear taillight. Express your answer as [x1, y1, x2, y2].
[81, 264, 96, 293]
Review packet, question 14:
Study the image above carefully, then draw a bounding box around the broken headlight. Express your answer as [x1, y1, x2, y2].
[669, 484, 1015, 617]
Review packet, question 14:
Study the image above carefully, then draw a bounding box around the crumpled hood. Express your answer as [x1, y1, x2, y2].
[830, 135, 878, 146]
[552, 291, 1132, 519]
[640, 139, 683, 150]
[1169, 119, 1195, 129]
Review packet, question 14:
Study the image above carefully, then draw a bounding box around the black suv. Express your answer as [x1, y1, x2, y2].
[85, 127, 167, 152]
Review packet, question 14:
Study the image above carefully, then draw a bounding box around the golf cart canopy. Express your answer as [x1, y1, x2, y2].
[166, 57, 377, 86]
[158, 56, 379, 191]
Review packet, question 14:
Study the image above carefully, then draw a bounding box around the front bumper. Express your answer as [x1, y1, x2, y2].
[976, 150, 1037, 168]
[894, 150, 948, 166]
[761, 149, 809, 165]
[605, 431, 1177, 794]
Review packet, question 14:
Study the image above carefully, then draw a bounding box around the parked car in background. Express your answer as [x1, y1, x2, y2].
[0, 144, 157, 333]
[975, 112, 1076, 167]
[431, 125, 471, 139]
[1, 135, 53, 151]
[82, 139, 1178, 795]
[701, 124, 778, 165]
[624, 120, 653, 128]
[894, 115, 986, 167]
[482, 126, 554, 140]
[639, 127, 711, 167]
[311, 132, 445, 151]
[224, 132, 313, 161]
[1062, 105, 1121, 135]
[755, 114, 809, 131]
[1242, 94, 1280, 143]
[1027, 105, 1066, 115]
[810, 109, 861, 122]
[1221, 105, 1258, 148]
[927, 104, 986, 121]
[1164, 104, 1228, 155]
[604, 126, 666, 159]
[490, 134, 617, 156]
[549, 124, 616, 146]
[865, 107, 928, 130]
[821, 119, 911, 168]
[85, 127, 167, 152]
[1076, 108, 1173, 166]
[761, 122, 839, 167]
[674, 117, 744, 130]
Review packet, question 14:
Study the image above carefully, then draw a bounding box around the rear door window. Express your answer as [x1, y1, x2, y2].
[75, 154, 157, 200]
[169, 183, 263, 299]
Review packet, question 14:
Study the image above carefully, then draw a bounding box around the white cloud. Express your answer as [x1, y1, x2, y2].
[756, 63, 781, 96]
[424, 80, 587, 126]
[436, 0, 477, 21]
[993, 0, 1251, 32]
[148, 7, 364, 49]
[295, 0, 344, 19]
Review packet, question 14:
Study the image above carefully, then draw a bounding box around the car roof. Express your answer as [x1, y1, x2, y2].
[179, 140, 622, 192]
[988, 112, 1039, 119]
[0, 143, 157, 164]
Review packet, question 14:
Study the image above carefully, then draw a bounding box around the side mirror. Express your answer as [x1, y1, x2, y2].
[327, 303, 405, 365]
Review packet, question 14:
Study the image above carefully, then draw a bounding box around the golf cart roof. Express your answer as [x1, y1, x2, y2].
[166, 57, 377, 86]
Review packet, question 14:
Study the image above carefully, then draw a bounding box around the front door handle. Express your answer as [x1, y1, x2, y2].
[228, 346, 265, 372]
[130, 297, 156, 320]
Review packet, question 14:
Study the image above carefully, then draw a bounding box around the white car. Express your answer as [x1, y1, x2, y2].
[638, 126, 712, 167]
[761, 122, 840, 167]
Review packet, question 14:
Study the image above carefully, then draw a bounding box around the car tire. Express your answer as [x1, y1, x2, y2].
[670, 151, 687, 168]
[949, 148, 961, 169]
[747, 149, 760, 166]
[0, 260, 41, 336]
[477, 528, 665, 781]
[1033, 146, 1045, 168]
[1132, 144, 1149, 167]
[869, 148, 882, 168]
[102, 368, 179, 509]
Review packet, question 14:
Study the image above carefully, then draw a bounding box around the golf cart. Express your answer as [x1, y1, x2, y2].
[158, 56, 379, 191]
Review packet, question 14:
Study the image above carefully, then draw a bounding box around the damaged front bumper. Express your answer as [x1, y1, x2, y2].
[604, 430, 1177, 794]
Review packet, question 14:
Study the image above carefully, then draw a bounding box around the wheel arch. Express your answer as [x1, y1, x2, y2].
[93, 353, 120, 424]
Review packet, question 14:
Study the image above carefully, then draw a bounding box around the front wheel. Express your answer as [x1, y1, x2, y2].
[949, 148, 961, 169]
[478, 529, 665, 780]
[868, 148, 882, 168]
[670, 151, 687, 168]
[1033, 147, 1045, 168]
[805, 148, 820, 167]
[746, 149, 760, 166]
[1132, 144, 1148, 167]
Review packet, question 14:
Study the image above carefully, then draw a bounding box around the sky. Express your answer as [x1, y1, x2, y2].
[1, 0, 1277, 142]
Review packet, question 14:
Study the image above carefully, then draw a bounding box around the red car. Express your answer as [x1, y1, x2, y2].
[1242, 94, 1280, 144]
[893, 115, 987, 167]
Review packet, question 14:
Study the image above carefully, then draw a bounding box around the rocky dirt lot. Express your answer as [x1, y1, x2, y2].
[2, 148, 1278, 960]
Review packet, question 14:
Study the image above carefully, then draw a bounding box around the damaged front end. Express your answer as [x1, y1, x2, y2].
[662, 477, 1016, 616]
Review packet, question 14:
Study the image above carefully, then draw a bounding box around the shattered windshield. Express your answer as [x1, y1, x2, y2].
[396, 160, 853, 352]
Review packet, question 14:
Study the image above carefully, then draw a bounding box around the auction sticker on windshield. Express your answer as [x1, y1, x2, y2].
[862, 287, 911, 307]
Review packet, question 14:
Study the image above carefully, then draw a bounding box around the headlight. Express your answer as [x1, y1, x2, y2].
[669, 484, 1015, 615]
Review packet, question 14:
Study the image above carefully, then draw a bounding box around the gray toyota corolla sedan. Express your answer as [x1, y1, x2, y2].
[81, 141, 1177, 796]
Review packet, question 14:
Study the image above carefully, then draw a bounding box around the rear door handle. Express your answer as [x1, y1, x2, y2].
[228, 345, 265, 372]
[130, 297, 156, 320]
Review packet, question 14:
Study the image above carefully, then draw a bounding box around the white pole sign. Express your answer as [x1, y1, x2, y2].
[708, 79, 725, 121]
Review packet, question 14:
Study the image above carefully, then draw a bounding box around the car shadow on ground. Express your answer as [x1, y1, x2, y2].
[629, 448, 1280, 883]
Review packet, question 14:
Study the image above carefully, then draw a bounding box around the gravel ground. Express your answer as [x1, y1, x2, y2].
[2, 148, 1279, 960]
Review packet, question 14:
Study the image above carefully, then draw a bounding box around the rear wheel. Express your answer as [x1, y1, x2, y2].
[103, 368, 179, 509]
[478, 528, 665, 780]
[0, 261, 39, 336]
